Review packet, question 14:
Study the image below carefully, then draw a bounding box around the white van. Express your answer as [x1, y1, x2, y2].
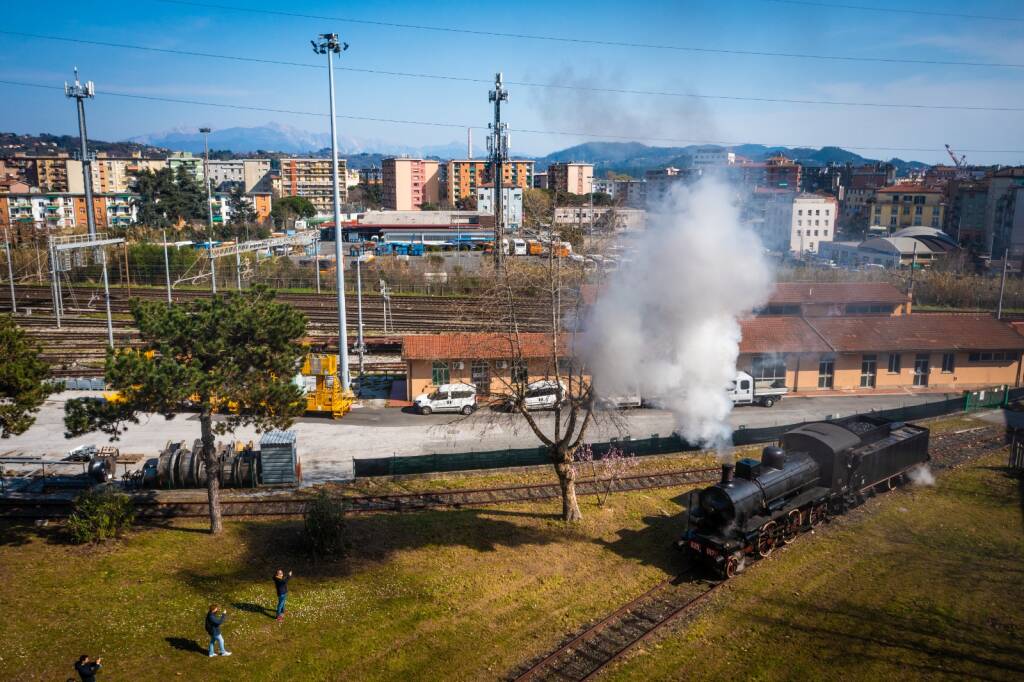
[522, 380, 567, 411]
[512, 238, 527, 256]
[414, 383, 478, 415]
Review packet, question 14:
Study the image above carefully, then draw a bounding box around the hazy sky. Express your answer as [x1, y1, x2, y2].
[1, 0, 1023, 163]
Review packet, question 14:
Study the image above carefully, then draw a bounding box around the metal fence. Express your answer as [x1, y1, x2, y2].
[355, 387, 1024, 478]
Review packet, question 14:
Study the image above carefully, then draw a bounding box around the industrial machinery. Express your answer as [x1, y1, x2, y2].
[299, 353, 353, 418]
[680, 416, 930, 578]
[150, 431, 299, 489]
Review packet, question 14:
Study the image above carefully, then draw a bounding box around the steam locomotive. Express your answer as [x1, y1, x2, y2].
[680, 416, 930, 578]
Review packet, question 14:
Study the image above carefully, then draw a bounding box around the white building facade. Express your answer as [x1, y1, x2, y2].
[476, 185, 524, 232]
[790, 194, 838, 254]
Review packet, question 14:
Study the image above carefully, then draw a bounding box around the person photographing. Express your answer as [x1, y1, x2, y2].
[205, 605, 232, 657]
[274, 569, 293, 621]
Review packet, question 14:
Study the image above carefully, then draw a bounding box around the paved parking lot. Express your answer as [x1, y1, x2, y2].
[0, 390, 958, 482]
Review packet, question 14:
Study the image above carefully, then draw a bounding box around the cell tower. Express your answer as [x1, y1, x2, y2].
[488, 73, 510, 267]
[65, 68, 97, 239]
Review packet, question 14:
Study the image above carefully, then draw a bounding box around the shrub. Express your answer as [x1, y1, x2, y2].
[66, 487, 135, 544]
[303, 490, 346, 558]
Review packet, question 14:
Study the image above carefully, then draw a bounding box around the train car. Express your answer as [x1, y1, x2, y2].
[679, 416, 929, 578]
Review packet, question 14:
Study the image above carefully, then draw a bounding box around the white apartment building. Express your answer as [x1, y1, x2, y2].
[207, 159, 272, 193]
[476, 185, 523, 231]
[690, 147, 736, 168]
[791, 194, 838, 254]
[553, 206, 647, 231]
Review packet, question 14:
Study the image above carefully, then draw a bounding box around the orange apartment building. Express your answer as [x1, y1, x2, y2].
[278, 158, 348, 215]
[382, 158, 440, 210]
[443, 159, 534, 206]
[547, 162, 594, 195]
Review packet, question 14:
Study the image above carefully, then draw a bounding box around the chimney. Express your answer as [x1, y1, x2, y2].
[720, 463, 735, 485]
[904, 289, 913, 315]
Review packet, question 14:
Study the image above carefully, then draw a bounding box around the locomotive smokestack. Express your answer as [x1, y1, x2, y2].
[721, 462, 735, 484]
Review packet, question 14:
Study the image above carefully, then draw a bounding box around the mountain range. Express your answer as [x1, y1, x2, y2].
[3, 123, 932, 176]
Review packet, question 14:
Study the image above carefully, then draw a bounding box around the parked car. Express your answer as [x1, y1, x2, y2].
[414, 383, 478, 415]
[520, 380, 567, 411]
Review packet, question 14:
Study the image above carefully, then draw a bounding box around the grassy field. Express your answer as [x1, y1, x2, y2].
[605, 450, 1024, 681]
[0, 487, 690, 681]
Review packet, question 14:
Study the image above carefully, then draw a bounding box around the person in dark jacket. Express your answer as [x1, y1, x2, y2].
[274, 569, 293, 621]
[205, 605, 232, 657]
[75, 654, 102, 681]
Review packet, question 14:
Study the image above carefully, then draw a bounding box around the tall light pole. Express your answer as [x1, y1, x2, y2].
[200, 127, 217, 292]
[65, 69, 97, 240]
[312, 32, 352, 393]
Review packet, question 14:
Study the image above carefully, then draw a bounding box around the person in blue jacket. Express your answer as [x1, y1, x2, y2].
[205, 605, 232, 658]
[274, 569, 293, 621]
[74, 654, 102, 681]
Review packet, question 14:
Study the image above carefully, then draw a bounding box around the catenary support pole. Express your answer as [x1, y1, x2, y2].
[235, 251, 242, 290]
[201, 127, 217, 293]
[162, 228, 172, 303]
[356, 255, 365, 377]
[314, 234, 321, 294]
[101, 249, 113, 348]
[3, 228, 15, 314]
[49, 242, 61, 329]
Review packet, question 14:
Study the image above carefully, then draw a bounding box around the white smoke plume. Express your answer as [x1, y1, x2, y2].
[585, 179, 773, 448]
[907, 464, 936, 487]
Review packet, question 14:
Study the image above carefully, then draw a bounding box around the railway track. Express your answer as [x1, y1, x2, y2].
[0, 466, 722, 520]
[507, 424, 1008, 681]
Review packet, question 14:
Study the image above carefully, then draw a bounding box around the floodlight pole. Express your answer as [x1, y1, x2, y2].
[313, 32, 351, 393]
[3, 229, 15, 314]
[200, 127, 217, 293]
[65, 69, 97, 239]
[49, 241, 61, 328]
[162, 228, 172, 303]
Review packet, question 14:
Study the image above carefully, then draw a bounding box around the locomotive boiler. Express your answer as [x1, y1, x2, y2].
[680, 416, 929, 578]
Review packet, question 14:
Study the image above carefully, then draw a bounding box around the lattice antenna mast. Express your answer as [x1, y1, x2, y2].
[488, 73, 509, 267]
[65, 68, 97, 239]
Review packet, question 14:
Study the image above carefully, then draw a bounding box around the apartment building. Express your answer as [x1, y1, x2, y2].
[765, 154, 802, 190]
[791, 194, 838, 253]
[207, 159, 272, 193]
[358, 166, 383, 186]
[1, 193, 138, 231]
[475, 184, 523, 231]
[382, 158, 440, 210]
[443, 159, 534, 205]
[553, 206, 646, 231]
[278, 158, 348, 215]
[167, 151, 204, 182]
[19, 155, 84, 193]
[689, 147, 735, 169]
[547, 162, 594, 195]
[91, 152, 167, 193]
[872, 184, 944, 231]
[211, 191, 273, 225]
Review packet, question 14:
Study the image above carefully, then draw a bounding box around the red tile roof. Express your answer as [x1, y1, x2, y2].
[769, 282, 907, 305]
[808, 314, 1024, 352]
[402, 333, 562, 360]
[739, 317, 832, 354]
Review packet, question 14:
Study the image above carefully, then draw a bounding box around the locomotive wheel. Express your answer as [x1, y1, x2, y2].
[885, 475, 898, 491]
[783, 510, 801, 544]
[725, 557, 739, 579]
[755, 521, 777, 558]
[810, 504, 827, 527]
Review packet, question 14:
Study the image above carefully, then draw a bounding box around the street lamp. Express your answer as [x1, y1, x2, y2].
[311, 33, 352, 394]
[200, 127, 216, 292]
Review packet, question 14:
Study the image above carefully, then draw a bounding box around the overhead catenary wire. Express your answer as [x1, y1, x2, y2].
[0, 30, 1020, 113]
[760, 0, 1024, 23]
[1, 78, 1022, 156]
[148, 0, 1024, 69]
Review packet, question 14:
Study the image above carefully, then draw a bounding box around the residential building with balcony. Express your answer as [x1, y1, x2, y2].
[476, 184, 523, 231]
[278, 158, 348, 216]
[382, 158, 440, 210]
[872, 184, 944, 232]
[765, 154, 802, 190]
[207, 159, 272, 193]
[167, 151, 204, 182]
[443, 159, 534, 205]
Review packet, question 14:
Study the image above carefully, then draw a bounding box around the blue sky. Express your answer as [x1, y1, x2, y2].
[1, 0, 1022, 163]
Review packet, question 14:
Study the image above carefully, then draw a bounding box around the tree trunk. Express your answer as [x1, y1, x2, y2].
[200, 412, 223, 535]
[554, 459, 582, 522]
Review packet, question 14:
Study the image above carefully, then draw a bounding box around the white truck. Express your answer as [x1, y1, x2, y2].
[729, 371, 788, 408]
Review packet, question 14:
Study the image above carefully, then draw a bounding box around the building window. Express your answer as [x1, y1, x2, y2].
[431, 361, 450, 386]
[511, 360, 528, 385]
[818, 357, 835, 389]
[752, 354, 787, 383]
[796, 229, 801, 236]
[814, 230, 819, 236]
[941, 352, 955, 373]
[913, 354, 930, 387]
[860, 354, 877, 388]
[887, 353, 901, 373]
[824, 229, 829, 236]
[968, 350, 1011, 362]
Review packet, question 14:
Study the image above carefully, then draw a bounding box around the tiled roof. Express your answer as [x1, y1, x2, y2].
[402, 333, 561, 360]
[808, 314, 1024, 352]
[740, 317, 831, 354]
[769, 282, 907, 305]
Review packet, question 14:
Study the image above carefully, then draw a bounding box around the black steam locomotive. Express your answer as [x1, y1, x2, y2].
[680, 416, 929, 578]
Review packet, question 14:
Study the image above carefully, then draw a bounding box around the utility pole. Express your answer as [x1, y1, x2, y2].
[314, 233, 321, 294]
[312, 32, 352, 394]
[998, 248, 1009, 319]
[100, 249, 114, 348]
[162, 228, 172, 303]
[488, 73, 509, 267]
[65, 69, 97, 240]
[200, 127, 216, 292]
[3, 229, 15, 314]
[356, 255, 365, 378]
